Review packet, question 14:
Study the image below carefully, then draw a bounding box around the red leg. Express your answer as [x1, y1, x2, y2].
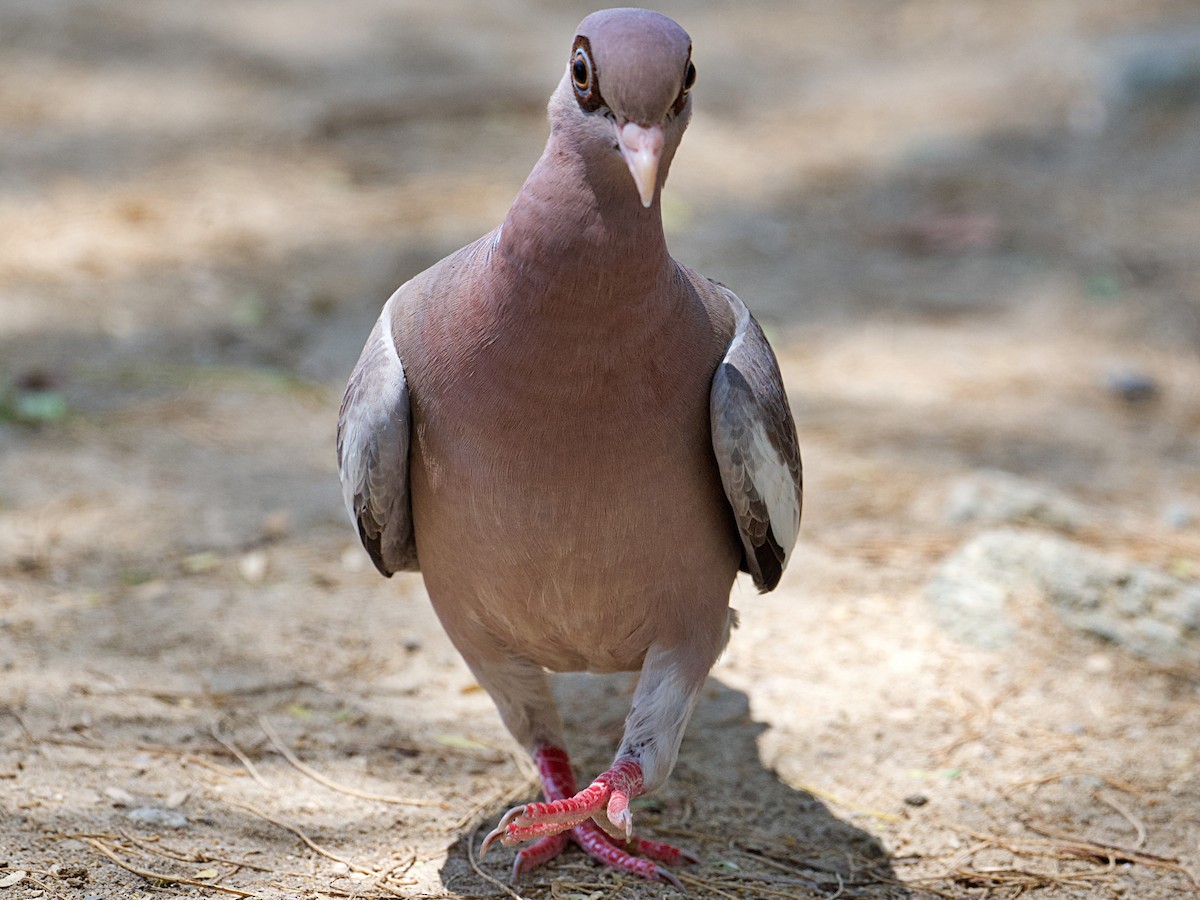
[571, 819, 687, 890]
[533, 743, 578, 799]
[512, 833, 569, 879]
[482, 743, 697, 888]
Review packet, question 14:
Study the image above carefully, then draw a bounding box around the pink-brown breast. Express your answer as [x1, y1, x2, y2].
[395, 243, 741, 674]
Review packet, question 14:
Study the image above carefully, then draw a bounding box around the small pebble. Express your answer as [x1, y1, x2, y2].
[1163, 503, 1193, 529]
[127, 806, 188, 829]
[1106, 370, 1159, 403]
[164, 789, 190, 809]
[238, 551, 268, 584]
[104, 786, 137, 806]
[904, 793, 929, 807]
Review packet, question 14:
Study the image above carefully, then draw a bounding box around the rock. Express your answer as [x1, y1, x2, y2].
[943, 470, 1088, 532]
[927, 546, 1017, 649]
[127, 806, 188, 829]
[927, 529, 1200, 664]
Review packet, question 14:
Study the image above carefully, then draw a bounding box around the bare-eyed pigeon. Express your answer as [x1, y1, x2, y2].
[337, 7, 802, 888]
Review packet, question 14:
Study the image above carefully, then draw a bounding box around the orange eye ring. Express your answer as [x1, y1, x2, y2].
[572, 49, 592, 93]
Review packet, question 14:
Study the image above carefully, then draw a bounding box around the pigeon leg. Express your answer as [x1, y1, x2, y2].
[482, 640, 720, 885]
[490, 742, 697, 888]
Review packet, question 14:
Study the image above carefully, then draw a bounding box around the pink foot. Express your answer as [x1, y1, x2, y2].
[480, 744, 697, 888]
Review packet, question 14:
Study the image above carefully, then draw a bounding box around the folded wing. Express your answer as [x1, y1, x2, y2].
[336, 289, 417, 576]
[709, 286, 803, 591]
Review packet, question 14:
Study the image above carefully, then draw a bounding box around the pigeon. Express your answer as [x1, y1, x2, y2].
[337, 7, 802, 888]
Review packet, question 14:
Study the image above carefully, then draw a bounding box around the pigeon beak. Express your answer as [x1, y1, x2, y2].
[616, 121, 664, 208]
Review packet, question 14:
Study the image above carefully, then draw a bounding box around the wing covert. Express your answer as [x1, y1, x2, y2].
[709, 287, 803, 592]
[336, 290, 417, 576]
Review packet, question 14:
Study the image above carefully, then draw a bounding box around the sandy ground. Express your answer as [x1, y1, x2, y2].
[2, 1, 1200, 898]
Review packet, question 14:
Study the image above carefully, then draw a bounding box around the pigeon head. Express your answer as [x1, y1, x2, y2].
[549, 8, 695, 208]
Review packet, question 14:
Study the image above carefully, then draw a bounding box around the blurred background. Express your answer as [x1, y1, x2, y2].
[1, 1, 1198, 897]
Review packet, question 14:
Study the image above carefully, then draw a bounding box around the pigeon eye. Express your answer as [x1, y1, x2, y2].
[572, 50, 592, 93]
[672, 58, 696, 115]
[569, 38, 603, 112]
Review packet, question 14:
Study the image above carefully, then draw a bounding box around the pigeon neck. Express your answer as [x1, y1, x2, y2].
[496, 135, 673, 301]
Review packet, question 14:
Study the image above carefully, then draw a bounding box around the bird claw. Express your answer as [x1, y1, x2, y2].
[483, 763, 633, 852]
[571, 818, 693, 889]
[479, 805, 525, 859]
[595, 806, 633, 844]
[484, 798, 598, 849]
[656, 865, 686, 892]
[480, 750, 695, 887]
[502, 817, 694, 890]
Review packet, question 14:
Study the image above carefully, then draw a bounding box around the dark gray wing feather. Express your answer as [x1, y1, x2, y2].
[336, 292, 417, 576]
[709, 287, 803, 592]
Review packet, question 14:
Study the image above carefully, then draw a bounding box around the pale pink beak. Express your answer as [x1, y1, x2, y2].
[616, 121, 664, 208]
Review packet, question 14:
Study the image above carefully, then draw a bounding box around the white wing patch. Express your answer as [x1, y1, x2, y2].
[746, 418, 800, 563]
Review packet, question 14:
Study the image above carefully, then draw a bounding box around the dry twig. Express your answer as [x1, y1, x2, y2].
[935, 684, 1016, 761]
[83, 837, 255, 897]
[1021, 818, 1195, 884]
[1094, 788, 1148, 848]
[211, 718, 273, 790]
[443, 762, 539, 834]
[224, 797, 371, 875]
[117, 830, 274, 872]
[934, 818, 1199, 890]
[466, 822, 529, 900]
[0, 868, 68, 900]
[36, 733, 246, 778]
[675, 872, 742, 899]
[259, 716, 443, 807]
[1003, 768, 1148, 796]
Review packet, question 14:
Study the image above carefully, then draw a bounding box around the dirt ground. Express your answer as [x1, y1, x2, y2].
[2, 1, 1199, 898]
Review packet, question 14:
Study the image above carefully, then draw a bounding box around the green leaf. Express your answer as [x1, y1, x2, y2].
[435, 734, 491, 751]
[12, 390, 69, 423]
[181, 552, 222, 574]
